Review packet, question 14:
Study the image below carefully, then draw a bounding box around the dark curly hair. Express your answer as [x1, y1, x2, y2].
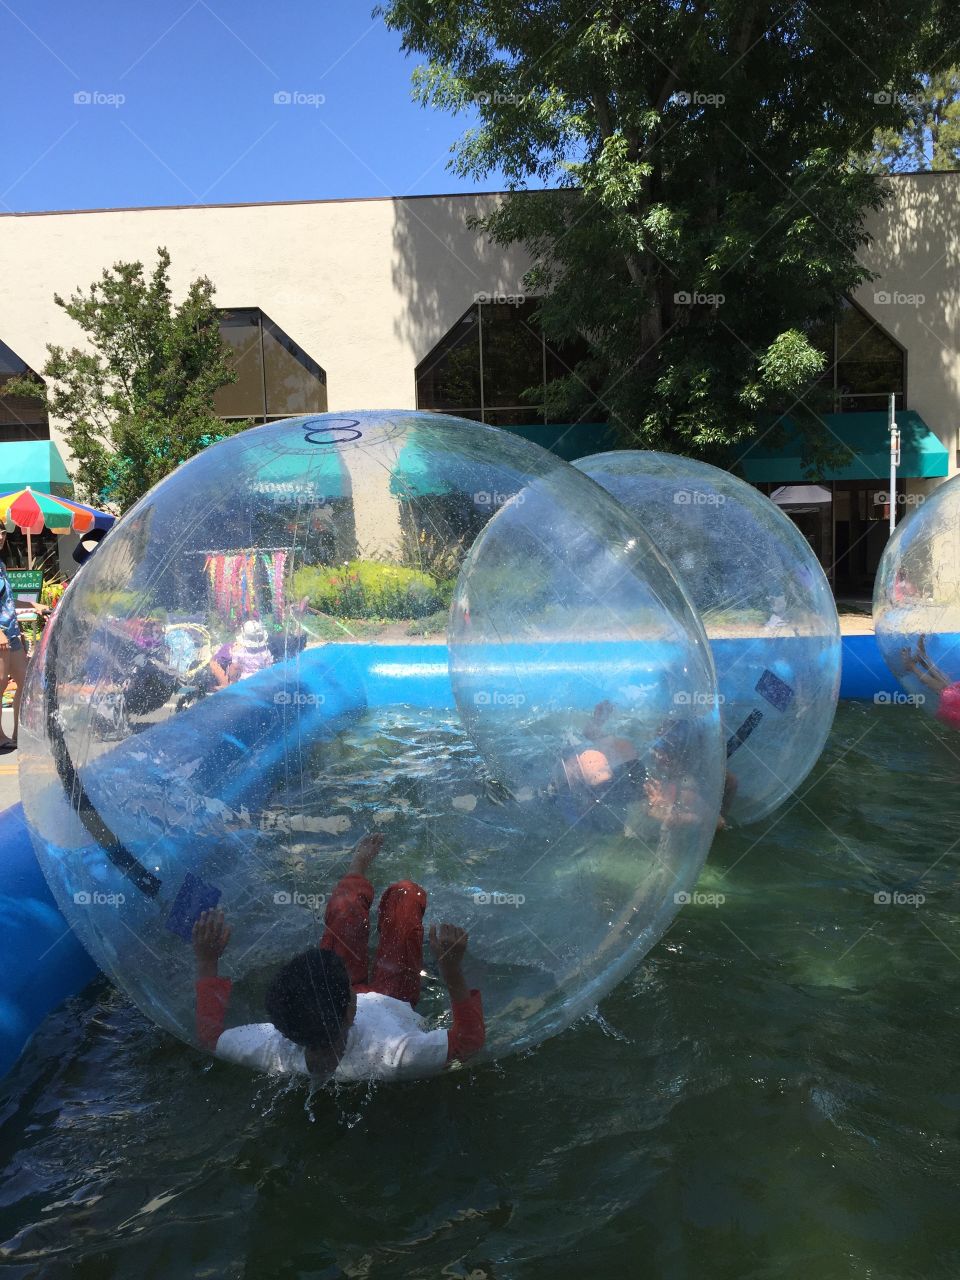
[264, 947, 351, 1049]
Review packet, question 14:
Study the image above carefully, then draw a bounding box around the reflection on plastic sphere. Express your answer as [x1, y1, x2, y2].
[20, 412, 723, 1075]
[874, 474, 960, 728]
[576, 451, 840, 825]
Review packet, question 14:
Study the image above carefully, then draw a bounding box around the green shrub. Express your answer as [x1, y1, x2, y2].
[292, 560, 442, 620]
[82, 590, 140, 618]
[406, 609, 450, 636]
[465, 563, 552, 614]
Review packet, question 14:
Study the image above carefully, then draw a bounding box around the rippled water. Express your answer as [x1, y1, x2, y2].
[3, 703, 960, 1279]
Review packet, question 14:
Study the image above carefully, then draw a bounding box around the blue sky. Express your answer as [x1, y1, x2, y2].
[1, 0, 503, 212]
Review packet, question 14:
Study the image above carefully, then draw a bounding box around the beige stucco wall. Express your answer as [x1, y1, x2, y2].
[855, 172, 960, 479]
[0, 193, 533, 461]
[1, 176, 958, 481]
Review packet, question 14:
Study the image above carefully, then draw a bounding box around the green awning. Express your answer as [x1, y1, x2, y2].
[736, 410, 949, 483]
[0, 440, 72, 495]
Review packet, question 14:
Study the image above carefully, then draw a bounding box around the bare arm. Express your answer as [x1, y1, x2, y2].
[208, 659, 230, 688]
[901, 645, 945, 692]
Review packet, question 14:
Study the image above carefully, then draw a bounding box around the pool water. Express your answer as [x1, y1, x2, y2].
[3, 702, 960, 1278]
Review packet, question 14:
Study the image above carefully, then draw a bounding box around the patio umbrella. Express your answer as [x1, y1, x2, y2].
[0, 486, 115, 567]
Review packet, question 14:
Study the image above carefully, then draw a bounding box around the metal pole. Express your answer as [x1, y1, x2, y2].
[888, 392, 900, 536]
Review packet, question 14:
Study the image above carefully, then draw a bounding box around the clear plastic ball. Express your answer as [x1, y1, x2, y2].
[874, 474, 960, 728]
[575, 451, 840, 825]
[20, 413, 723, 1074]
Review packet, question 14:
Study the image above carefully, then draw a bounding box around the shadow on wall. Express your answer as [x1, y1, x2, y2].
[390, 192, 534, 396]
[857, 174, 960, 426]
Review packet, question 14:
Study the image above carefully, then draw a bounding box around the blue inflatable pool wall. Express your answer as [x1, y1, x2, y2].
[0, 634, 897, 1079]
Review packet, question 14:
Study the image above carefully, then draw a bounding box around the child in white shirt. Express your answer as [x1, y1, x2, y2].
[193, 834, 485, 1082]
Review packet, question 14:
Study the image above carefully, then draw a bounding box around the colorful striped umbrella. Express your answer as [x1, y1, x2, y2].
[0, 486, 115, 567]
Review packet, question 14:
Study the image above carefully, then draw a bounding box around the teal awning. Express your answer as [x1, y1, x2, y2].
[252, 445, 350, 500]
[388, 420, 618, 497]
[504, 422, 617, 462]
[0, 440, 72, 495]
[736, 411, 949, 483]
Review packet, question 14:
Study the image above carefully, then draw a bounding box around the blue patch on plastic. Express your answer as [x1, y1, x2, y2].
[755, 668, 795, 713]
[726, 709, 763, 758]
[165, 872, 222, 942]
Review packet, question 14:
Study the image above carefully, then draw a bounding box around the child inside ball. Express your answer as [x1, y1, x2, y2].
[192, 833, 485, 1081]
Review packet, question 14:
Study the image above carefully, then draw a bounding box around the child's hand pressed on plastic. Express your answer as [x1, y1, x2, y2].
[584, 699, 615, 739]
[429, 922, 469, 987]
[349, 832, 385, 878]
[192, 907, 231, 978]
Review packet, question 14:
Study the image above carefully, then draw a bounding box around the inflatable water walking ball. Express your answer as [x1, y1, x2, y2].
[576, 451, 841, 826]
[20, 412, 724, 1073]
[874, 473, 960, 729]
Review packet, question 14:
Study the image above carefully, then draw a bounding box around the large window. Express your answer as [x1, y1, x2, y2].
[809, 298, 905, 412]
[0, 338, 49, 443]
[214, 309, 327, 422]
[415, 300, 601, 426]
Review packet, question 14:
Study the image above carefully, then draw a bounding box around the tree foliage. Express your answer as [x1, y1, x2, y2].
[862, 69, 960, 171]
[381, 0, 956, 466]
[8, 247, 243, 512]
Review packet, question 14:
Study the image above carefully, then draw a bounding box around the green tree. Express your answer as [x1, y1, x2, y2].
[381, 0, 954, 468]
[862, 69, 960, 171]
[8, 247, 243, 512]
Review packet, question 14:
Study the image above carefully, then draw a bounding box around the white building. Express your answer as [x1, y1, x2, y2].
[1, 172, 958, 591]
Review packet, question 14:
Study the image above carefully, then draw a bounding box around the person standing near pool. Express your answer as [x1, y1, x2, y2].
[0, 528, 50, 753]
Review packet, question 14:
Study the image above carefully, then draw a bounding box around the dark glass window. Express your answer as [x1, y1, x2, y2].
[415, 308, 482, 418]
[416, 301, 603, 425]
[0, 339, 49, 444]
[262, 317, 327, 416]
[214, 309, 327, 422]
[481, 301, 544, 426]
[810, 299, 905, 413]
